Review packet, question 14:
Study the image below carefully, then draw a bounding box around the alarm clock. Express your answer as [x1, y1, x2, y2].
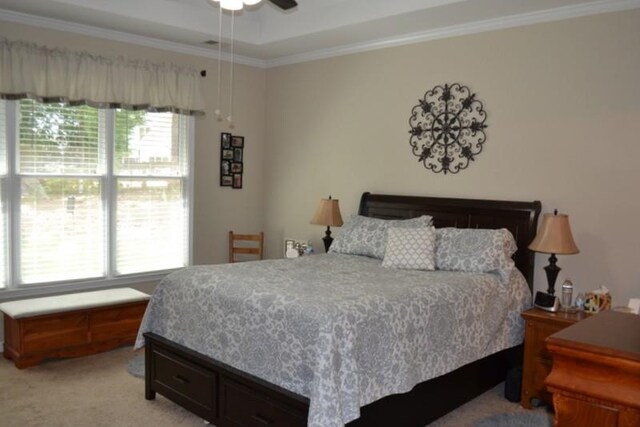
[534, 291, 560, 312]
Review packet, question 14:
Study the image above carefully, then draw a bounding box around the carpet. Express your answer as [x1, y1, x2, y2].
[127, 352, 145, 378]
[473, 410, 552, 427]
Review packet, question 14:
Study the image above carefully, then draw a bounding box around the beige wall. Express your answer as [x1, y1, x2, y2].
[0, 21, 267, 268]
[0, 9, 638, 313]
[264, 10, 640, 305]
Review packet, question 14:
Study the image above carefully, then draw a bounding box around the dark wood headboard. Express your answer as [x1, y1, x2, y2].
[358, 192, 542, 290]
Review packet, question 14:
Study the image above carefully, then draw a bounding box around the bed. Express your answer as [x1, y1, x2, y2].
[138, 192, 541, 427]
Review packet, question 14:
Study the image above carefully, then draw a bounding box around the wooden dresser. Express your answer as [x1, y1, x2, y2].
[545, 310, 640, 427]
[520, 308, 589, 408]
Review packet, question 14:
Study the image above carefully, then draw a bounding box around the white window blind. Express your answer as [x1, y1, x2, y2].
[115, 112, 188, 275]
[0, 99, 192, 291]
[0, 100, 6, 289]
[17, 101, 105, 284]
[19, 178, 104, 283]
[19, 101, 104, 175]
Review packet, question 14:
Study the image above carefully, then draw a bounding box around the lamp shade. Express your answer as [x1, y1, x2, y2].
[528, 212, 579, 255]
[310, 199, 344, 227]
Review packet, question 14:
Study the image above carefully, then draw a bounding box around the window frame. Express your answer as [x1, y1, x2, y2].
[0, 101, 194, 299]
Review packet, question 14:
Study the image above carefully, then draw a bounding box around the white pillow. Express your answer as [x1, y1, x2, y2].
[381, 227, 436, 270]
[330, 215, 433, 259]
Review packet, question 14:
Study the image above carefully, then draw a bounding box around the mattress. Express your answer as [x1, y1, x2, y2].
[135, 253, 531, 427]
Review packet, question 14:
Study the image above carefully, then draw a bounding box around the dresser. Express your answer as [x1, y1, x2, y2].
[520, 308, 589, 408]
[545, 310, 640, 427]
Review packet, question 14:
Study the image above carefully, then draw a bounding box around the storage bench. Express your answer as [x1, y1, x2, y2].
[1, 288, 149, 369]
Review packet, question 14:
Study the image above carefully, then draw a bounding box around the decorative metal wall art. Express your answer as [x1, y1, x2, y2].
[409, 83, 488, 174]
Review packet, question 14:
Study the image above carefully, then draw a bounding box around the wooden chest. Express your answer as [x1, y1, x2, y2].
[3, 300, 148, 368]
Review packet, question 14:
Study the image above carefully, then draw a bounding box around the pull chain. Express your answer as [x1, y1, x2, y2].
[227, 9, 235, 128]
[215, 5, 223, 121]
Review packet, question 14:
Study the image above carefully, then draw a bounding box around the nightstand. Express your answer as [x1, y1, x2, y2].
[520, 308, 589, 409]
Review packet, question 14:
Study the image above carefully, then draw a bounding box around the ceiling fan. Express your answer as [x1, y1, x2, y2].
[268, 0, 298, 10]
[209, 0, 297, 11]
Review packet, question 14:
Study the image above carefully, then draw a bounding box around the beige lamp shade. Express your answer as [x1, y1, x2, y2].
[310, 198, 344, 227]
[528, 212, 579, 255]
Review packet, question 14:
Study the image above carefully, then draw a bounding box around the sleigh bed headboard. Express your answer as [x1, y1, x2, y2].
[358, 192, 542, 290]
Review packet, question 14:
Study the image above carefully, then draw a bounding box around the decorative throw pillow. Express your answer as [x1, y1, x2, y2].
[381, 227, 436, 270]
[435, 228, 517, 283]
[330, 215, 433, 259]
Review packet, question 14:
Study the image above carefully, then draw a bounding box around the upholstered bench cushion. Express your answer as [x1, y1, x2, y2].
[0, 288, 150, 319]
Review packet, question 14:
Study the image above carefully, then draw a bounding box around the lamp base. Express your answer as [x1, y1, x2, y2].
[543, 254, 561, 295]
[322, 226, 333, 252]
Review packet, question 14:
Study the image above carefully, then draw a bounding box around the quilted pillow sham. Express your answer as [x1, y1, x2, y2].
[381, 227, 436, 270]
[330, 214, 433, 259]
[435, 228, 518, 283]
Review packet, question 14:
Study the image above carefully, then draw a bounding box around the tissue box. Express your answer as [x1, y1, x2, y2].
[584, 291, 612, 313]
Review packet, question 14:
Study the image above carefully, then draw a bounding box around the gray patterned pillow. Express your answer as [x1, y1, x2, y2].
[435, 228, 517, 283]
[381, 227, 436, 270]
[330, 215, 433, 259]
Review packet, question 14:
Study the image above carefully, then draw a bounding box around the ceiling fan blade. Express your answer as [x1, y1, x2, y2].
[268, 0, 297, 10]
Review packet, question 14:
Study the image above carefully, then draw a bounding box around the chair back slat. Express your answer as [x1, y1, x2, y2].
[229, 231, 264, 263]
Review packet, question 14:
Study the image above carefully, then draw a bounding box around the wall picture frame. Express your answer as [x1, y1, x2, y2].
[221, 132, 232, 149]
[231, 136, 244, 148]
[231, 162, 242, 173]
[220, 133, 244, 189]
[232, 173, 243, 189]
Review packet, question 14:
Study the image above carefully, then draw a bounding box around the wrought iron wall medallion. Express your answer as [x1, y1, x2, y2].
[409, 83, 488, 174]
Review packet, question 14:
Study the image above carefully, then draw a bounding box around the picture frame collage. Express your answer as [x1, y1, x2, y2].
[220, 132, 244, 189]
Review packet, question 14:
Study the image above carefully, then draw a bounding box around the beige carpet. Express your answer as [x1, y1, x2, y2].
[0, 347, 546, 427]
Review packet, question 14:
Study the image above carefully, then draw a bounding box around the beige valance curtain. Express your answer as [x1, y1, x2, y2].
[0, 38, 205, 115]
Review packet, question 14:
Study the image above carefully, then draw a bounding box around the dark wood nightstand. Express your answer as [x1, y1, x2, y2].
[520, 308, 589, 409]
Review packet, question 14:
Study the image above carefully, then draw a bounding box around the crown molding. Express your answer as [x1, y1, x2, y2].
[266, 0, 640, 68]
[1, 0, 639, 70]
[0, 8, 269, 68]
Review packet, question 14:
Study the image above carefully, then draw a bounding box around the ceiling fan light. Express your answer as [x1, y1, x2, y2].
[243, 0, 262, 5]
[220, 0, 243, 10]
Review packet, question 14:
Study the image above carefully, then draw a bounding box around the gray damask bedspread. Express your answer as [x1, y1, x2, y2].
[135, 253, 531, 427]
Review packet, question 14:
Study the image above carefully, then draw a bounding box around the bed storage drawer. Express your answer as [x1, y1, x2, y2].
[221, 379, 306, 427]
[151, 347, 218, 419]
[145, 332, 309, 427]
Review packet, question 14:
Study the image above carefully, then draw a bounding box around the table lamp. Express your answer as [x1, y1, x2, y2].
[529, 209, 579, 300]
[310, 196, 343, 252]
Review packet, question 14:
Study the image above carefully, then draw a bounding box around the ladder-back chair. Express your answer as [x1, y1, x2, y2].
[228, 231, 264, 263]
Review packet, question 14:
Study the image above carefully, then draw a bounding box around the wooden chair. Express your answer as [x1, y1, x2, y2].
[228, 231, 264, 263]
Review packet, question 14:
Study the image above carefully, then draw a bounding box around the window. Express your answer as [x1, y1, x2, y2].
[0, 100, 192, 291]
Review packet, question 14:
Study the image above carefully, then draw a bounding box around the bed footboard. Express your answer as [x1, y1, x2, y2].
[145, 332, 521, 427]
